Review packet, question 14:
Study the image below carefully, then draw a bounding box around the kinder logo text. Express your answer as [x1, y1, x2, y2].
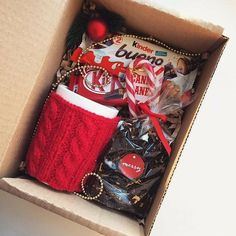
[132, 41, 154, 53]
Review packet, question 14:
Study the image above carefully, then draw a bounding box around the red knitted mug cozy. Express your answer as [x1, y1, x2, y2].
[26, 92, 119, 192]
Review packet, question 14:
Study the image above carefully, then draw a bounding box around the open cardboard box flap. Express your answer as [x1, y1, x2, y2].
[0, 0, 83, 177]
[0, 178, 143, 236]
[0, 0, 228, 235]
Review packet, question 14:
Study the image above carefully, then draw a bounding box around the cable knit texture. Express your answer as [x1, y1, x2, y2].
[26, 92, 119, 192]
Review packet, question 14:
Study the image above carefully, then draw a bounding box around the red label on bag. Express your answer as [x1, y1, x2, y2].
[119, 153, 145, 179]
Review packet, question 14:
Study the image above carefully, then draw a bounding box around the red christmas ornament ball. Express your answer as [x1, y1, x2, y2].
[87, 18, 108, 42]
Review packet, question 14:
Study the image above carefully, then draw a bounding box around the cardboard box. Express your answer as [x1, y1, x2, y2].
[0, 0, 228, 235]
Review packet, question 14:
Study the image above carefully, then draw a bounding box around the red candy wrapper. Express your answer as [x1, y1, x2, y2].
[68, 70, 126, 106]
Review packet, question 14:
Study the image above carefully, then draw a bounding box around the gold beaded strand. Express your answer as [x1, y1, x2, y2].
[74, 172, 104, 200]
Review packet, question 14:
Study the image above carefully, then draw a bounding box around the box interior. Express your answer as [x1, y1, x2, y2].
[0, 0, 227, 235]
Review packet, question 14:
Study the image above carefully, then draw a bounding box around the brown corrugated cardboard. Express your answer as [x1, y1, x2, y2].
[145, 41, 228, 235]
[0, 0, 228, 235]
[0, 189, 105, 236]
[98, 0, 224, 52]
[0, 0, 82, 177]
[0, 178, 143, 236]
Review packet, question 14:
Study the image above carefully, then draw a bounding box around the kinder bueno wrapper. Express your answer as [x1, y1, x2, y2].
[72, 35, 200, 99]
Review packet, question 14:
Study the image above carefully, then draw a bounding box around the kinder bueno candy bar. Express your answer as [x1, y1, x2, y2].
[72, 35, 200, 99]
